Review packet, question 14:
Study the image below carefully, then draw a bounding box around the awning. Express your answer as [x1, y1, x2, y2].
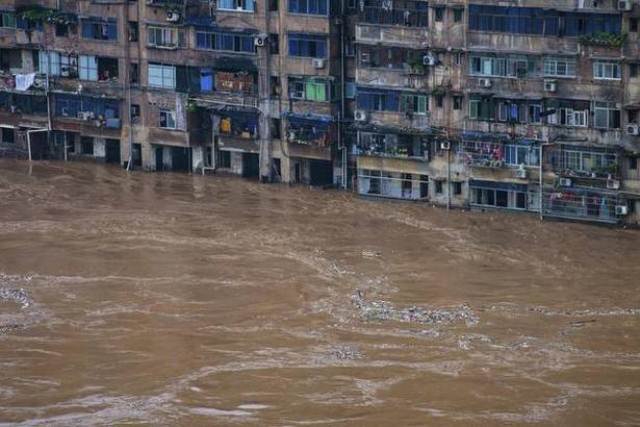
[355, 122, 433, 136]
[285, 112, 333, 130]
[214, 56, 257, 73]
[462, 131, 510, 142]
[185, 16, 216, 28]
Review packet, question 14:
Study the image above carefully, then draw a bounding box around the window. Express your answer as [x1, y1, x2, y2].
[629, 157, 637, 170]
[358, 89, 401, 112]
[148, 63, 176, 89]
[218, 0, 256, 11]
[543, 56, 576, 77]
[453, 8, 463, 23]
[270, 34, 279, 54]
[0, 12, 16, 28]
[1, 128, 14, 144]
[345, 81, 356, 99]
[560, 149, 617, 173]
[128, 21, 139, 42]
[130, 63, 139, 84]
[594, 101, 620, 129]
[468, 5, 621, 37]
[453, 96, 462, 110]
[81, 18, 117, 41]
[436, 95, 443, 108]
[55, 22, 69, 37]
[345, 38, 355, 57]
[288, 33, 327, 58]
[148, 26, 185, 48]
[79, 55, 98, 81]
[159, 109, 176, 129]
[400, 94, 428, 115]
[631, 18, 638, 32]
[196, 31, 256, 53]
[547, 108, 588, 127]
[39, 51, 61, 76]
[452, 181, 462, 195]
[289, 0, 328, 15]
[435, 180, 443, 194]
[434, 6, 444, 22]
[470, 55, 535, 78]
[593, 61, 621, 80]
[218, 150, 231, 168]
[469, 97, 492, 120]
[288, 77, 330, 101]
[504, 144, 539, 166]
[81, 137, 94, 155]
[630, 63, 638, 79]
[131, 104, 140, 123]
[200, 68, 214, 92]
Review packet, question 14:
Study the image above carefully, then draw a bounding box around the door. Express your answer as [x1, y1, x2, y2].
[242, 153, 259, 178]
[105, 139, 120, 164]
[155, 147, 163, 171]
[309, 159, 332, 186]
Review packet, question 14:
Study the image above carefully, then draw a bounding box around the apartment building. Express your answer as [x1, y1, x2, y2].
[0, 0, 638, 225]
[353, 0, 640, 225]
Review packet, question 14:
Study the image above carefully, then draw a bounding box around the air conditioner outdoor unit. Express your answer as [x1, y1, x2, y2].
[312, 58, 326, 69]
[618, 0, 631, 11]
[439, 140, 451, 151]
[354, 109, 369, 122]
[559, 177, 572, 187]
[254, 34, 268, 47]
[516, 166, 527, 179]
[615, 205, 629, 216]
[480, 78, 492, 88]
[626, 124, 639, 135]
[607, 179, 621, 190]
[544, 79, 557, 92]
[166, 11, 180, 22]
[422, 53, 436, 66]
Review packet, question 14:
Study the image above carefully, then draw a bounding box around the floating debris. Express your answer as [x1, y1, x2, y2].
[0, 288, 32, 309]
[330, 345, 363, 360]
[351, 290, 478, 326]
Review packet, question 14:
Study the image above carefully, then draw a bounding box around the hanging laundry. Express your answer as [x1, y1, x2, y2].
[220, 117, 232, 134]
[14, 73, 36, 91]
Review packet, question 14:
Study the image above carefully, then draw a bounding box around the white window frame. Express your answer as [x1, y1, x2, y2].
[148, 63, 176, 89]
[79, 55, 98, 81]
[159, 109, 176, 129]
[543, 57, 576, 78]
[147, 26, 184, 48]
[593, 61, 621, 80]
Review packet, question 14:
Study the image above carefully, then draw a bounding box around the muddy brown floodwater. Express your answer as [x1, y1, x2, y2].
[0, 159, 639, 426]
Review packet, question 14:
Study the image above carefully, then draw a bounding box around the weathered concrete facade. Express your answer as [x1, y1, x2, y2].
[0, 0, 639, 224]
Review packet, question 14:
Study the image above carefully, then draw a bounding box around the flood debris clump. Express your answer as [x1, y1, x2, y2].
[330, 345, 363, 360]
[0, 288, 32, 309]
[351, 290, 478, 327]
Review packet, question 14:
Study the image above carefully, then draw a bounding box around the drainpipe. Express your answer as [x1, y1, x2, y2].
[539, 142, 543, 221]
[124, 0, 133, 171]
[447, 143, 451, 210]
[339, 0, 347, 189]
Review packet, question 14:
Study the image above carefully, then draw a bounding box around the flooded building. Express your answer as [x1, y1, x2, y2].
[0, 0, 638, 225]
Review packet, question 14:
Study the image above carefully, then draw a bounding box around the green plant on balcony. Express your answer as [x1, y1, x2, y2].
[18, 6, 53, 24]
[431, 86, 446, 96]
[579, 32, 627, 48]
[405, 57, 425, 75]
